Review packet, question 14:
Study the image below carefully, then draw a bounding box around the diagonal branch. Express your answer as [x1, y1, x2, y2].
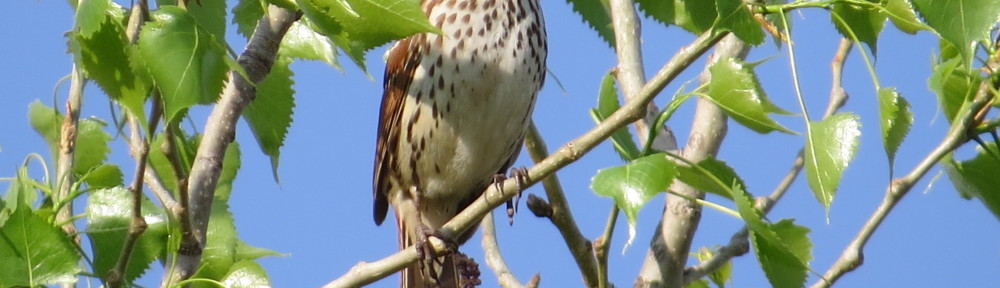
[324, 29, 727, 288]
[161, 5, 299, 287]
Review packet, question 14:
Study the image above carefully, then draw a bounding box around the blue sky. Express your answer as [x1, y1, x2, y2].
[2, 1, 998, 287]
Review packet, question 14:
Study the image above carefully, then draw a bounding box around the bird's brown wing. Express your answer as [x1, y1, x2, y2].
[373, 36, 423, 225]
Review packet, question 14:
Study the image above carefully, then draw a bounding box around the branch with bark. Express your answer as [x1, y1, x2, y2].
[161, 5, 300, 286]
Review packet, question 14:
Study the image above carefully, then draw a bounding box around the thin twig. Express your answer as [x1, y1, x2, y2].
[325, 29, 727, 288]
[55, 65, 84, 239]
[106, 2, 153, 287]
[593, 205, 618, 288]
[481, 213, 537, 288]
[162, 5, 299, 287]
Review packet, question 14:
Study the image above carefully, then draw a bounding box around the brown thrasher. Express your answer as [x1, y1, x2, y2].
[372, 0, 547, 286]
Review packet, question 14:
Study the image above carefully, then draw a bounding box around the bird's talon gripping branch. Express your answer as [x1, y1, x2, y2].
[502, 167, 530, 225]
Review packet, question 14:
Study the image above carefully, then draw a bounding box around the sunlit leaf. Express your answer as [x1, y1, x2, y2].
[80, 164, 124, 189]
[928, 57, 979, 123]
[705, 57, 794, 134]
[28, 101, 112, 175]
[87, 187, 168, 283]
[591, 153, 676, 248]
[298, 0, 438, 71]
[281, 21, 341, 68]
[139, 6, 229, 123]
[594, 70, 640, 161]
[566, 0, 615, 47]
[877, 87, 912, 171]
[885, 0, 930, 34]
[831, 0, 886, 55]
[0, 204, 81, 287]
[222, 260, 271, 288]
[244, 54, 292, 183]
[675, 158, 743, 200]
[715, 0, 763, 45]
[732, 185, 808, 288]
[943, 144, 1000, 221]
[804, 113, 861, 213]
[912, 0, 1000, 63]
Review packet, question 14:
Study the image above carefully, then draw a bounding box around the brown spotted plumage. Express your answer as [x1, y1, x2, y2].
[372, 0, 546, 286]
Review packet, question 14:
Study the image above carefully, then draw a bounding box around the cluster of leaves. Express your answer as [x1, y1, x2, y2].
[1, 0, 439, 286]
[582, 0, 1000, 287]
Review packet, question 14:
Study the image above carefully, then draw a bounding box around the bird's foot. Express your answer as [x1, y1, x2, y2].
[415, 225, 459, 284]
[493, 167, 530, 225]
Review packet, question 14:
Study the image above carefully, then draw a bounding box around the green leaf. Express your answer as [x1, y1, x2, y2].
[715, 0, 763, 45]
[187, 0, 228, 43]
[675, 158, 743, 200]
[732, 185, 808, 288]
[877, 87, 912, 171]
[236, 240, 286, 260]
[637, 0, 717, 35]
[75, 0, 112, 38]
[705, 58, 794, 134]
[80, 164, 124, 189]
[591, 153, 676, 248]
[831, 0, 887, 55]
[243, 55, 292, 183]
[298, 0, 438, 71]
[193, 200, 239, 283]
[695, 247, 732, 287]
[147, 135, 181, 193]
[281, 21, 341, 68]
[28, 100, 112, 175]
[929, 56, 979, 123]
[222, 260, 272, 288]
[912, 0, 1000, 64]
[885, 0, 930, 34]
[772, 219, 812, 264]
[943, 144, 1000, 221]
[86, 187, 169, 284]
[233, 0, 266, 38]
[804, 113, 861, 212]
[139, 6, 229, 123]
[566, 0, 615, 47]
[0, 203, 81, 287]
[685, 279, 710, 288]
[4, 165, 39, 216]
[594, 70, 640, 161]
[70, 6, 151, 125]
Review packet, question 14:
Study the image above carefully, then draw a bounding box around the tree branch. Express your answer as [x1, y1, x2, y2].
[161, 5, 299, 286]
[635, 34, 746, 288]
[55, 65, 84, 239]
[481, 212, 538, 288]
[609, 0, 678, 152]
[522, 121, 599, 287]
[325, 29, 727, 288]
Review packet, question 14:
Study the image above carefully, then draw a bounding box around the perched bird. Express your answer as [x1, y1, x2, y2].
[372, 0, 547, 286]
